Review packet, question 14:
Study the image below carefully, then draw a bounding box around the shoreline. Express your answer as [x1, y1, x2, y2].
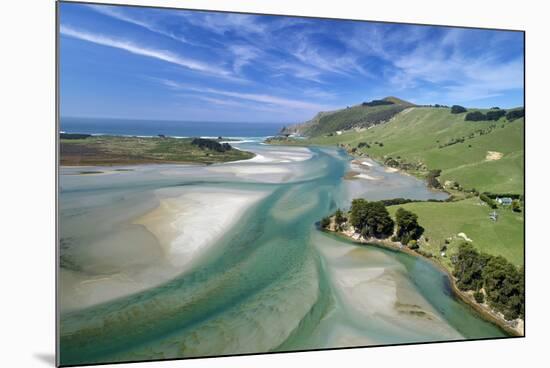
[324, 229, 523, 337]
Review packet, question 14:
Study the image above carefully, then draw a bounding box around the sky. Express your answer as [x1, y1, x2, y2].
[59, 2, 524, 123]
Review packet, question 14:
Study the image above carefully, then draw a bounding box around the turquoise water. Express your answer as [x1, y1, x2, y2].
[59, 143, 506, 366]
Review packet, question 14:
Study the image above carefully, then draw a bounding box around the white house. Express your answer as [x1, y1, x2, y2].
[496, 197, 513, 206]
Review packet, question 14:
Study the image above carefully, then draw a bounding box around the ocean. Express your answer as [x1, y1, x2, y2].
[60, 117, 285, 138]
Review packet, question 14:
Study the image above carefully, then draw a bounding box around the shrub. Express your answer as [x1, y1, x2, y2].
[362, 99, 394, 107]
[465, 111, 486, 121]
[191, 138, 232, 152]
[334, 209, 346, 226]
[506, 108, 525, 121]
[451, 105, 467, 114]
[426, 169, 442, 189]
[474, 291, 485, 303]
[320, 216, 330, 229]
[60, 133, 92, 139]
[486, 109, 506, 121]
[480, 193, 497, 209]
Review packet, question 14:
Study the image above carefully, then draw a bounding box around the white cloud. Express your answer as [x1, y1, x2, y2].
[60, 25, 236, 80]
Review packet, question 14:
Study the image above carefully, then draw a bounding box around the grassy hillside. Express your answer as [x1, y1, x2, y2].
[387, 198, 524, 268]
[299, 107, 524, 194]
[282, 97, 413, 137]
[60, 136, 254, 165]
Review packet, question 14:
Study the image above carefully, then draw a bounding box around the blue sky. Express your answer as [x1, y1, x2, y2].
[59, 2, 524, 123]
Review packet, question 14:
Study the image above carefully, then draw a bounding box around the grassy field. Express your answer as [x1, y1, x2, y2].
[276, 107, 524, 194]
[60, 136, 254, 165]
[387, 197, 524, 268]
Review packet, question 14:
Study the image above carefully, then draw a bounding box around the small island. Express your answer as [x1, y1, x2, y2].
[60, 134, 254, 166]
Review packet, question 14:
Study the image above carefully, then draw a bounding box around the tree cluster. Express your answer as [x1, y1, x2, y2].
[60, 133, 92, 140]
[485, 109, 506, 121]
[362, 99, 395, 107]
[464, 111, 487, 121]
[350, 199, 394, 239]
[505, 108, 525, 121]
[453, 243, 524, 320]
[465, 108, 524, 122]
[191, 138, 232, 152]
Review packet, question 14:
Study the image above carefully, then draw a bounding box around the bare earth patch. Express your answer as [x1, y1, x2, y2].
[486, 151, 503, 161]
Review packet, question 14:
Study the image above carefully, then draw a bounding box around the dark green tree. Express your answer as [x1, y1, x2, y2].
[395, 208, 424, 244]
[350, 199, 369, 230]
[512, 200, 522, 212]
[482, 256, 523, 320]
[480, 193, 497, 209]
[486, 109, 506, 121]
[453, 242, 491, 291]
[465, 111, 486, 121]
[506, 108, 524, 121]
[350, 199, 394, 238]
[474, 290, 485, 303]
[334, 209, 346, 230]
[451, 105, 467, 114]
[362, 202, 395, 238]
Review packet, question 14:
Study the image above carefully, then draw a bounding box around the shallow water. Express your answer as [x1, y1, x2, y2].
[58, 142, 505, 365]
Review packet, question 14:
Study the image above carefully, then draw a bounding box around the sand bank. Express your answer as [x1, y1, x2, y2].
[134, 187, 269, 269]
[313, 232, 462, 343]
[232, 146, 313, 164]
[356, 173, 381, 180]
[60, 187, 269, 312]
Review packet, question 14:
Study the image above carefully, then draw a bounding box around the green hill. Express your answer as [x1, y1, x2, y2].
[305, 106, 524, 194]
[281, 97, 415, 137]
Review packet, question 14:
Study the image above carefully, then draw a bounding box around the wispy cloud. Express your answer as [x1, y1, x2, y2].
[87, 4, 190, 44]
[290, 39, 370, 78]
[228, 44, 261, 73]
[161, 79, 335, 112]
[179, 12, 266, 36]
[366, 27, 524, 102]
[60, 25, 239, 80]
